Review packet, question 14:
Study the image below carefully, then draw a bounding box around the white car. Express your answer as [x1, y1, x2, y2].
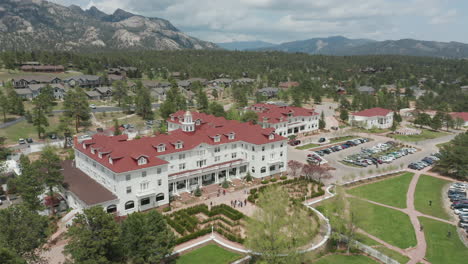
[89, 104, 97, 109]
[455, 208, 468, 215]
[380, 156, 394, 163]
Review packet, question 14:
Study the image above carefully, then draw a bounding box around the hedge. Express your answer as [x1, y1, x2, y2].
[175, 227, 211, 244]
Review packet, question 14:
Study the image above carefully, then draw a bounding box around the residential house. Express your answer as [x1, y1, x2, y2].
[14, 88, 33, 100]
[235, 78, 255, 85]
[85, 90, 101, 100]
[209, 78, 232, 87]
[460, 85, 468, 94]
[66, 75, 103, 88]
[257, 87, 279, 98]
[357, 86, 376, 95]
[12, 75, 62, 88]
[336, 87, 346, 95]
[20, 65, 64, 73]
[278, 81, 299, 89]
[349, 107, 394, 129]
[94, 86, 113, 100]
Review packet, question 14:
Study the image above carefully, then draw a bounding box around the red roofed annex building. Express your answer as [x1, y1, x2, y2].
[247, 103, 320, 137]
[449, 112, 468, 127]
[349, 107, 394, 129]
[63, 111, 287, 216]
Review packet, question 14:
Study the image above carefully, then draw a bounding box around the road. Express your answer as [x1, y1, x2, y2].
[288, 131, 458, 184]
[0, 103, 160, 129]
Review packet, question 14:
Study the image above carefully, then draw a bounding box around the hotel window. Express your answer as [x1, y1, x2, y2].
[142, 171, 147, 177]
[125, 201, 134, 209]
[157, 145, 166, 152]
[157, 168, 162, 174]
[140, 197, 150, 206]
[280, 151, 283, 157]
[179, 153, 186, 159]
[262, 155, 265, 161]
[196, 160, 206, 167]
[158, 179, 162, 186]
[231, 144, 237, 149]
[228, 133, 235, 140]
[260, 167, 266, 173]
[215, 156, 220, 162]
[140, 182, 149, 190]
[214, 146, 221, 153]
[270, 153, 275, 159]
[138, 157, 147, 165]
[214, 135, 220, 142]
[126, 174, 131, 181]
[251, 167, 255, 173]
[175, 142, 183, 149]
[232, 152, 237, 159]
[262, 146, 265, 151]
[126, 186, 132, 194]
[179, 163, 186, 170]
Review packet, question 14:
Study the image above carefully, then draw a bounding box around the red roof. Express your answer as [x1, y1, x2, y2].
[249, 103, 318, 124]
[352, 107, 393, 117]
[76, 112, 286, 173]
[278, 81, 299, 88]
[450, 112, 468, 121]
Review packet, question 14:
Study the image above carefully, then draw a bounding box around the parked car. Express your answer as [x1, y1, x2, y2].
[89, 104, 97, 109]
[318, 138, 326, 143]
[454, 208, 468, 215]
[18, 138, 26, 144]
[49, 133, 57, 140]
[289, 140, 301, 146]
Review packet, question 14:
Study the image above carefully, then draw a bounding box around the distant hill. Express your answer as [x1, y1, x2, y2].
[216, 41, 275, 51]
[0, 0, 217, 51]
[254, 36, 468, 58]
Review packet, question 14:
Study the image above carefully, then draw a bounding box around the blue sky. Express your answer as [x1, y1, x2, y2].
[52, 0, 468, 44]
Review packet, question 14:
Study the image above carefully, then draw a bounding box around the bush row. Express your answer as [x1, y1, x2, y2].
[175, 227, 211, 245]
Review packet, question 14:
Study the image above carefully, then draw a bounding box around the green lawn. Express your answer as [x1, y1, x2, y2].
[297, 143, 319, 150]
[0, 116, 61, 144]
[313, 254, 379, 264]
[414, 175, 451, 220]
[176, 244, 242, 264]
[419, 217, 468, 264]
[350, 198, 417, 249]
[347, 172, 414, 208]
[373, 245, 410, 264]
[329, 135, 358, 144]
[389, 129, 448, 142]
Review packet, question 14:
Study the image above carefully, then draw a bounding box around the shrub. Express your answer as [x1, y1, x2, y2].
[194, 186, 202, 197]
[245, 172, 253, 182]
[270, 178, 277, 183]
[175, 228, 211, 244]
[222, 179, 229, 188]
[261, 180, 269, 184]
[280, 176, 287, 180]
[162, 206, 171, 212]
[250, 188, 257, 195]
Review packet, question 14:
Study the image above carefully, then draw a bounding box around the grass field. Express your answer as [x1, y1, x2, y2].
[176, 244, 241, 264]
[347, 172, 414, 208]
[414, 175, 451, 220]
[313, 254, 379, 264]
[389, 129, 448, 142]
[350, 198, 417, 249]
[0, 115, 61, 144]
[297, 143, 319, 150]
[419, 217, 468, 264]
[373, 245, 410, 264]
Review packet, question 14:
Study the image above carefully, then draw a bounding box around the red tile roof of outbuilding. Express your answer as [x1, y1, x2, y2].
[351, 107, 393, 117]
[248, 103, 318, 124]
[450, 112, 468, 121]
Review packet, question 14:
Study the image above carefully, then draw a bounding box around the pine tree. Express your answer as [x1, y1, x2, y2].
[112, 80, 128, 107]
[63, 87, 91, 133]
[0, 91, 9, 122]
[36, 147, 63, 215]
[339, 109, 349, 122]
[319, 111, 326, 129]
[113, 119, 121, 136]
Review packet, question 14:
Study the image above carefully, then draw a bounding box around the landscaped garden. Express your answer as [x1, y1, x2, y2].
[419, 217, 468, 264]
[0, 115, 62, 144]
[388, 128, 448, 142]
[176, 244, 242, 264]
[165, 204, 246, 245]
[350, 198, 417, 249]
[248, 177, 325, 204]
[414, 175, 451, 220]
[347, 172, 414, 208]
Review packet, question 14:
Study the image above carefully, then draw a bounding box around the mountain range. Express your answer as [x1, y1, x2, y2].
[219, 36, 468, 58]
[0, 0, 216, 51]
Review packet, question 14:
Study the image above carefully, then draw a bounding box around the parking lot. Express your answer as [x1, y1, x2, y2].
[448, 182, 468, 232]
[288, 131, 458, 183]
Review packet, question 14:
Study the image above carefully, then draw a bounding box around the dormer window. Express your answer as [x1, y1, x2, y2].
[82, 143, 86, 149]
[109, 157, 113, 164]
[228, 133, 235, 140]
[175, 142, 183, 149]
[196, 119, 201, 125]
[91, 148, 95, 154]
[170, 115, 175, 121]
[214, 135, 221, 142]
[157, 144, 166, 152]
[98, 153, 102, 159]
[138, 157, 147, 165]
[269, 134, 275, 140]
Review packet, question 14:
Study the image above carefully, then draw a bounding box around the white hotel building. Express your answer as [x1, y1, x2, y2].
[349, 107, 394, 129]
[62, 111, 288, 216]
[248, 103, 320, 137]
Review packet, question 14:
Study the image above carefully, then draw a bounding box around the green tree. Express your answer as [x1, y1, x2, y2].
[36, 146, 63, 215]
[0, 205, 49, 261]
[430, 112, 443, 131]
[31, 99, 49, 138]
[413, 112, 431, 128]
[0, 247, 27, 264]
[339, 109, 349, 122]
[391, 119, 398, 132]
[134, 81, 153, 120]
[314, 94, 322, 104]
[319, 111, 326, 129]
[112, 80, 128, 107]
[65, 206, 123, 264]
[240, 110, 259, 124]
[291, 91, 302, 107]
[0, 91, 8, 122]
[122, 95, 133, 114]
[245, 186, 316, 264]
[121, 210, 175, 263]
[16, 155, 43, 211]
[435, 132, 468, 180]
[113, 119, 121, 136]
[454, 117, 465, 129]
[159, 81, 187, 119]
[196, 89, 209, 112]
[208, 102, 226, 117]
[212, 89, 219, 99]
[63, 88, 91, 133]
